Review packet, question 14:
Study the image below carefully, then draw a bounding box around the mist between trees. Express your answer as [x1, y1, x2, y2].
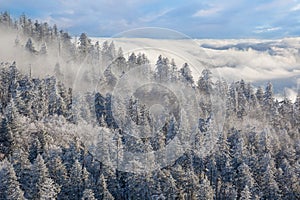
[0, 12, 299, 200]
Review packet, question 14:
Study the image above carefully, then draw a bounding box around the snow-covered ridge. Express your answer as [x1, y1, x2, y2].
[89, 37, 300, 101]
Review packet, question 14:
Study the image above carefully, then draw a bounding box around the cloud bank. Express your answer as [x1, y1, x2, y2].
[90, 36, 300, 101]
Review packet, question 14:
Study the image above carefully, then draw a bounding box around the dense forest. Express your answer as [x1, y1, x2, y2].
[0, 12, 299, 200]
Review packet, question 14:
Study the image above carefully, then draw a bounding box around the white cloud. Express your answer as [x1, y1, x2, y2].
[89, 36, 300, 89]
[255, 0, 293, 11]
[193, 6, 222, 17]
[253, 26, 282, 34]
[61, 9, 75, 15]
[139, 8, 174, 22]
[291, 3, 300, 11]
[41, 16, 75, 29]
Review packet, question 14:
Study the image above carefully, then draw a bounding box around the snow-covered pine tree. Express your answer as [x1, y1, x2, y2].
[197, 173, 214, 200]
[82, 189, 97, 200]
[32, 154, 60, 200]
[180, 63, 194, 85]
[40, 42, 47, 55]
[47, 155, 68, 199]
[79, 33, 92, 57]
[0, 159, 26, 200]
[67, 159, 91, 199]
[25, 38, 37, 54]
[0, 117, 14, 159]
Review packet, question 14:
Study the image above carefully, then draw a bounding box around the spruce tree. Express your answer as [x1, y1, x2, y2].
[0, 159, 26, 200]
[32, 154, 60, 200]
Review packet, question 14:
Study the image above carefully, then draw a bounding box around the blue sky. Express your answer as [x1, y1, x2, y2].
[1, 0, 300, 38]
